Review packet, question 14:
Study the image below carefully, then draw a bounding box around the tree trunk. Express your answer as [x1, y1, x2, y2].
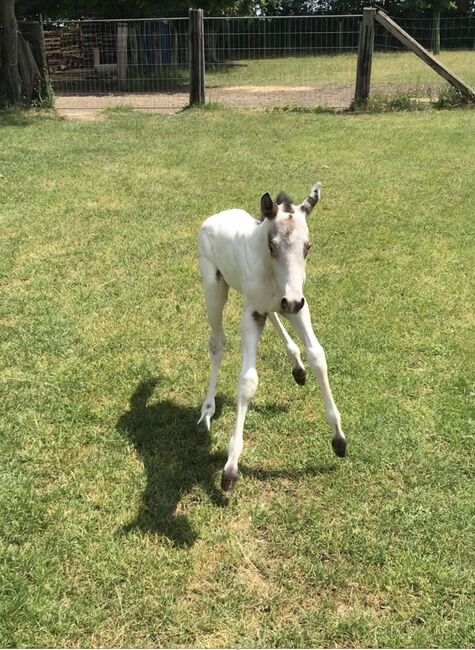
[431, 6, 441, 55]
[0, 0, 52, 106]
[20, 19, 51, 101]
[17, 30, 40, 101]
[0, 0, 22, 104]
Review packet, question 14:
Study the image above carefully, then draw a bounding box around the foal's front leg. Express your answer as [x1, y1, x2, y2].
[268, 312, 306, 385]
[222, 309, 266, 491]
[287, 302, 347, 457]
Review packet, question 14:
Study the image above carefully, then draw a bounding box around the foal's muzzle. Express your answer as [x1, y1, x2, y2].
[281, 297, 305, 314]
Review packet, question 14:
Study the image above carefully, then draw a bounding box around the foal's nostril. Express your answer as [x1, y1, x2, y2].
[281, 297, 288, 310]
[297, 297, 305, 312]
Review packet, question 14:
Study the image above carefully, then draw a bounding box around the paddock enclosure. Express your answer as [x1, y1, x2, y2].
[1, 104, 474, 647]
[43, 13, 475, 113]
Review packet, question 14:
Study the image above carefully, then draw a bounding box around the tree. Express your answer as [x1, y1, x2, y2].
[0, 0, 21, 103]
[0, 0, 51, 106]
[396, 0, 457, 53]
[15, 0, 256, 20]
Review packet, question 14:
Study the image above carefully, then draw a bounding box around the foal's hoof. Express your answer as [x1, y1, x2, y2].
[292, 366, 306, 386]
[196, 415, 210, 433]
[221, 470, 239, 492]
[332, 436, 347, 458]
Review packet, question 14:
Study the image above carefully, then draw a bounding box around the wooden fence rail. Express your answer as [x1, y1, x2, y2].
[355, 7, 475, 104]
[374, 9, 475, 101]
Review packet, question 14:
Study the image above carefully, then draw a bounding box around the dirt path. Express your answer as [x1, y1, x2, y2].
[55, 81, 430, 119]
[55, 84, 356, 120]
[55, 93, 188, 120]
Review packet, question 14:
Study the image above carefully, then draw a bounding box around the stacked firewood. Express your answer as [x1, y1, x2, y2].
[44, 29, 83, 70]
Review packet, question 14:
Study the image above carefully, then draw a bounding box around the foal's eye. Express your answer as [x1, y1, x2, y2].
[304, 242, 312, 258]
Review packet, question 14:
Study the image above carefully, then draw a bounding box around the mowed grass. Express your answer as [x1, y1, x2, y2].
[206, 49, 475, 89]
[1, 105, 474, 648]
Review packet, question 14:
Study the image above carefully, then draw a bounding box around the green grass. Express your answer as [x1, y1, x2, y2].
[206, 50, 475, 90]
[1, 105, 474, 647]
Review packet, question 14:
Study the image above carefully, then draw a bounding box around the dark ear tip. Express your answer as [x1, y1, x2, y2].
[261, 191, 277, 219]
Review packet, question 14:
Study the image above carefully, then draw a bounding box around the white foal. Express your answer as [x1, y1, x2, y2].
[197, 184, 347, 491]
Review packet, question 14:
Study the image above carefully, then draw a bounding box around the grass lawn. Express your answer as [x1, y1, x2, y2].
[206, 50, 475, 89]
[0, 105, 474, 647]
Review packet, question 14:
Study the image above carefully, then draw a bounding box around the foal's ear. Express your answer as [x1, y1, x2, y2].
[301, 183, 321, 215]
[261, 192, 278, 220]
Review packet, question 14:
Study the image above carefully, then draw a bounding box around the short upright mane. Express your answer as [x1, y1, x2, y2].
[276, 191, 294, 206]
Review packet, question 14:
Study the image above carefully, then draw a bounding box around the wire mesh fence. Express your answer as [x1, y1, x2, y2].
[371, 16, 475, 104]
[375, 15, 475, 51]
[45, 17, 189, 105]
[44, 14, 475, 111]
[203, 15, 360, 109]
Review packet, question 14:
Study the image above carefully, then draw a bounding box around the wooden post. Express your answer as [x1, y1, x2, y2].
[189, 8, 205, 106]
[354, 7, 375, 105]
[117, 22, 128, 90]
[375, 9, 475, 101]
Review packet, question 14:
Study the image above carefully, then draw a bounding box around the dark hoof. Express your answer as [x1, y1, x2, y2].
[332, 436, 347, 458]
[221, 470, 239, 492]
[292, 366, 306, 386]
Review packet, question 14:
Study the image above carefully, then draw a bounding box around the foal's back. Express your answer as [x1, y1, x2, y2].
[198, 209, 260, 293]
[199, 208, 258, 244]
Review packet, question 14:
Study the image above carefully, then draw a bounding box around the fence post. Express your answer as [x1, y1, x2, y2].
[189, 8, 205, 106]
[354, 7, 375, 104]
[117, 22, 128, 91]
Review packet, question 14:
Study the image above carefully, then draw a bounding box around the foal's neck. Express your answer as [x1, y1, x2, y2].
[248, 217, 274, 280]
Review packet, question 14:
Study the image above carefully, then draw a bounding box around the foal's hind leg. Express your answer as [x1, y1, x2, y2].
[197, 265, 229, 433]
[268, 313, 306, 385]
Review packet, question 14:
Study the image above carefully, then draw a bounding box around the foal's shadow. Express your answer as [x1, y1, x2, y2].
[117, 376, 227, 547]
[117, 376, 336, 547]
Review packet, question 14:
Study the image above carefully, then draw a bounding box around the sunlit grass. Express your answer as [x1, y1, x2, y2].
[0, 105, 474, 647]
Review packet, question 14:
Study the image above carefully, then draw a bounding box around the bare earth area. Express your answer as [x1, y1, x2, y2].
[55, 84, 355, 119]
[55, 92, 189, 120]
[54, 81, 442, 119]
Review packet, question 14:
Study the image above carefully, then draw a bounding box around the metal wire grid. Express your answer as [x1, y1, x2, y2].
[45, 14, 474, 108]
[202, 15, 361, 108]
[203, 15, 361, 60]
[374, 15, 475, 51]
[46, 18, 189, 96]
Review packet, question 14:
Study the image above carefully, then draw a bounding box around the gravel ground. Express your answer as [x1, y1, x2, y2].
[54, 84, 354, 119]
[54, 81, 440, 119]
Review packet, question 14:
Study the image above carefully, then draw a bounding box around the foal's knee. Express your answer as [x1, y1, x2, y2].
[239, 368, 258, 402]
[306, 345, 327, 374]
[209, 334, 226, 358]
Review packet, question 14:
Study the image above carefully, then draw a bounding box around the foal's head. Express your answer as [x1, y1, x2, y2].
[261, 183, 320, 314]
